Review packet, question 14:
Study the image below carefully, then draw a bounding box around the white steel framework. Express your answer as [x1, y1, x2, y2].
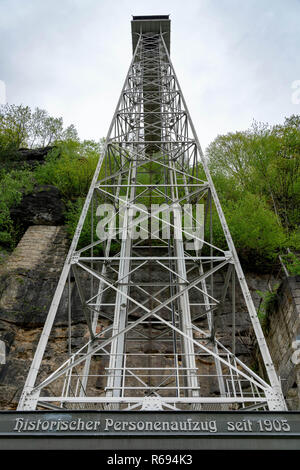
[18, 16, 286, 412]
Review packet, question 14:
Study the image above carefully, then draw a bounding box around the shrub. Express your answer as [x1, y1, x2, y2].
[257, 284, 280, 333]
[64, 197, 93, 250]
[34, 140, 100, 200]
[280, 252, 300, 276]
[0, 169, 35, 246]
[206, 193, 286, 269]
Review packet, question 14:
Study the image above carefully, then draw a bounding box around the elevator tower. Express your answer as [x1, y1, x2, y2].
[18, 16, 286, 412]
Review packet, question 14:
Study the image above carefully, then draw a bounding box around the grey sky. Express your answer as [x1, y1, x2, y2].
[1, 0, 300, 150]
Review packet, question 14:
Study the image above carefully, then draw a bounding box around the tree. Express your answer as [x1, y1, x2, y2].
[0, 103, 79, 154]
[0, 104, 31, 148]
[206, 117, 300, 232]
[206, 131, 252, 185]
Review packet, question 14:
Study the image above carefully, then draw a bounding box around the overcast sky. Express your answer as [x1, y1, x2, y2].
[1, 0, 300, 151]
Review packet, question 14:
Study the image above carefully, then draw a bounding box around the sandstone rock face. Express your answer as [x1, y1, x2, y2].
[11, 185, 66, 227]
[0, 225, 296, 409]
[0, 226, 69, 325]
[265, 276, 300, 410]
[0, 226, 70, 408]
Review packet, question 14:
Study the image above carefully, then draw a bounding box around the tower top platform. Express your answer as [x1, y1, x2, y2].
[131, 15, 171, 54]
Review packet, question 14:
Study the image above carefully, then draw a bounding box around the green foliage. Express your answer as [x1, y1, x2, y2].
[0, 104, 31, 150]
[207, 131, 252, 183]
[280, 252, 300, 276]
[0, 132, 19, 161]
[206, 193, 286, 268]
[64, 197, 106, 254]
[0, 103, 102, 250]
[257, 283, 280, 333]
[34, 140, 100, 200]
[0, 103, 79, 159]
[207, 118, 300, 231]
[64, 197, 92, 250]
[34, 139, 103, 249]
[286, 229, 300, 252]
[206, 115, 300, 269]
[0, 169, 35, 246]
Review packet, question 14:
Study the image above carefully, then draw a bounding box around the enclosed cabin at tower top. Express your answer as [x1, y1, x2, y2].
[131, 15, 170, 54]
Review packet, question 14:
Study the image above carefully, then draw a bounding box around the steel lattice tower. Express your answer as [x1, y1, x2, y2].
[18, 16, 286, 412]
